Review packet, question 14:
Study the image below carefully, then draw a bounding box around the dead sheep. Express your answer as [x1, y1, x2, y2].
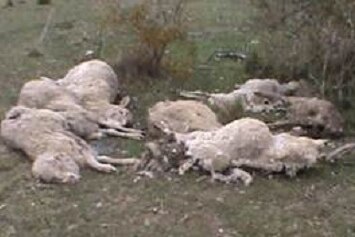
[139, 118, 327, 186]
[147, 100, 222, 136]
[270, 97, 344, 138]
[18, 77, 82, 112]
[1, 106, 139, 183]
[59, 59, 119, 103]
[17, 78, 143, 140]
[17, 78, 99, 139]
[181, 78, 344, 138]
[234, 78, 316, 97]
[58, 60, 134, 128]
[180, 79, 288, 123]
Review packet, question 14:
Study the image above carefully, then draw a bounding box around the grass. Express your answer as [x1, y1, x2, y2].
[0, 0, 355, 236]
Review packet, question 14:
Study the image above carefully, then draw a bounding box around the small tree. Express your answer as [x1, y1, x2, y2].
[97, 0, 194, 79]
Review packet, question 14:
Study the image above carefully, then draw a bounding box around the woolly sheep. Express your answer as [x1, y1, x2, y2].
[58, 60, 133, 128]
[17, 78, 143, 140]
[147, 100, 222, 136]
[140, 118, 327, 185]
[1, 106, 139, 183]
[271, 97, 344, 138]
[181, 78, 344, 137]
[180, 79, 288, 123]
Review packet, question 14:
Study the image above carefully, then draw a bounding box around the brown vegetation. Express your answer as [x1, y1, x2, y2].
[248, 0, 355, 107]
[98, 0, 195, 79]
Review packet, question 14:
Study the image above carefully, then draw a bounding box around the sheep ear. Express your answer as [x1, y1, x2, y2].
[119, 96, 131, 108]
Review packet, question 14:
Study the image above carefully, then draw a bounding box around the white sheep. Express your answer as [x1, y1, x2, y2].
[270, 96, 344, 138]
[141, 118, 327, 186]
[233, 78, 315, 97]
[147, 100, 222, 136]
[181, 78, 344, 137]
[58, 60, 134, 129]
[180, 79, 288, 123]
[59, 59, 119, 104]
[1, 106, 139, 183]
[17, 78, 143, 140]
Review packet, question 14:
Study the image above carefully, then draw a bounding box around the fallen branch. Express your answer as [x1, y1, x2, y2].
[38, 7, 55, 46]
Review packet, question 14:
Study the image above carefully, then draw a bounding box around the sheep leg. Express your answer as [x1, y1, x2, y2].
[326, 143, 355, 162]
[100, 128, 144, 140]
[110, 124, 143, 134]
[211, 168, 253, 186]
[86, 155, 117, 173]
[202, 159, 220, 183]
[87, 132, 104, 140]
[97, 156, 140, 165]
[99, 120, 143, 134]
[178, 159, 195, 175]
[229, 168, 253, 186]
[209, 166, 219, 183]
[179, 90, 211, 100]
[211, 172, 236, 184]
[231, 160, 284, 173]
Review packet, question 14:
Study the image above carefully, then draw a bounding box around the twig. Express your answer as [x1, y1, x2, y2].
[37, 7, 55, 46]
[267, 120, 305, 130]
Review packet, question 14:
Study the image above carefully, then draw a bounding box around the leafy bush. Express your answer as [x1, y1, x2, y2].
[97, 0, 195, 79]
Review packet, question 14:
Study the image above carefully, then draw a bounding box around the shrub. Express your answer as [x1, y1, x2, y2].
[248, 0, 355, 107]
[97, 0, 195, 79]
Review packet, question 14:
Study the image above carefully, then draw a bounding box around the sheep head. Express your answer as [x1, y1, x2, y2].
[100, 105, 133, 127]
[94, 96, 133, 128]
[286, 97, 344, 138]
[32, 153, 80, 184]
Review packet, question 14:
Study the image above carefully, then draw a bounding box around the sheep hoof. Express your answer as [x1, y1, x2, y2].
[96, 164, 117, 173]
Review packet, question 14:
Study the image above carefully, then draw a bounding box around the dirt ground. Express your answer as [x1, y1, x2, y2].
[1, 1, 355, 236]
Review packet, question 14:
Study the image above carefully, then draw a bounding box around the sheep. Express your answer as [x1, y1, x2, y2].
[234, 78, 316, 97]
[138, 118, 327, 186]
[243, 80, 343, 137]
[18, 77, 82, 112]
[180, 79, 288, 123]
[59, 59, 119, 103]
[1, 106, 139, 183]
[58, 60, 134, 129]
[270, 97, 344, 138]
[17, 77, 143, 140]
[181, 78, 344, 138]
[147, 100, 222, 136]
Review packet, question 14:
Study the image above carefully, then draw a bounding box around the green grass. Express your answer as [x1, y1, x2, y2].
[0, 1, 355, 236]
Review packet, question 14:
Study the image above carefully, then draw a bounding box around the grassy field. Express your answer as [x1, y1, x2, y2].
[1, 1, 355, 236]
